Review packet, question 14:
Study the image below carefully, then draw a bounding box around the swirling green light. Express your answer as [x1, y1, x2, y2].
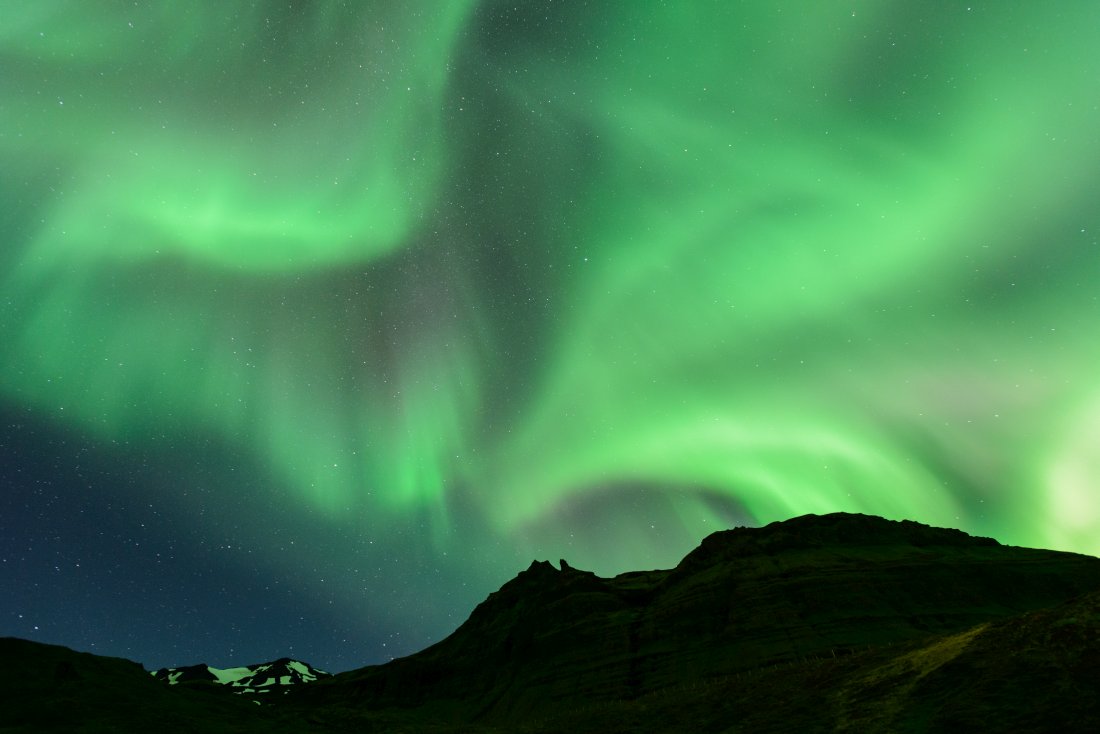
[2, 0, 475, 272]
[2, 1, 1099, 593]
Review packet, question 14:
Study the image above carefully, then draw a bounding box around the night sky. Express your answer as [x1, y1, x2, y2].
[2, 2, 1099, 674]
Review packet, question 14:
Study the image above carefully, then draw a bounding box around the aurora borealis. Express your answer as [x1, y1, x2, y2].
[3, 2, 1100, 672]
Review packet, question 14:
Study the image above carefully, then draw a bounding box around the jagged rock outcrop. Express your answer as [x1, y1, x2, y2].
[300, 513, 1100, 722]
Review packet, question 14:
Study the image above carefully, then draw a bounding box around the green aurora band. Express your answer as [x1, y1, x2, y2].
[3, 0, 1100, 596]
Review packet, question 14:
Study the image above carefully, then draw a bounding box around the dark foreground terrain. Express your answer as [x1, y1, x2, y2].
[4, 513, 1100, 733]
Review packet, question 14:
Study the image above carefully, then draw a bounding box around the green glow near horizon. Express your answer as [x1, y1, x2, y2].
[3, 1, 1100, 589]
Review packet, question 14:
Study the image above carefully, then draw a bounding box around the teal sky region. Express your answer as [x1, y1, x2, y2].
[2, 2, 1100, 671]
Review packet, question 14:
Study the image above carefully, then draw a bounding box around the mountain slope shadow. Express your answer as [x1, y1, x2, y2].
[294, 512, 1100, 726]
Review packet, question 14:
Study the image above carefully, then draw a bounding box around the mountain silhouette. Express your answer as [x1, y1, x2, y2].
[151, 657, 330, 694]
[4, 512, 1100, 732]
[294, 512, 1100, 726]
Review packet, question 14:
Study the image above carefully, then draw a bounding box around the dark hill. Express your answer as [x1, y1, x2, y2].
[509, 586, 1100, 734]
[296, 512, 1100, 725]
[0, 637, 282, 733]
[6, 512, 1100, 732]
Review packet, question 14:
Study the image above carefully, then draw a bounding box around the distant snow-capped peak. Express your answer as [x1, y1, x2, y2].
[151, 657, 330, 694]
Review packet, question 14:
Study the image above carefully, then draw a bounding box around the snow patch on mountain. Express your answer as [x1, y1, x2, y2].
[209, 666, 252, 685]
[151, 657, 331, 695]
